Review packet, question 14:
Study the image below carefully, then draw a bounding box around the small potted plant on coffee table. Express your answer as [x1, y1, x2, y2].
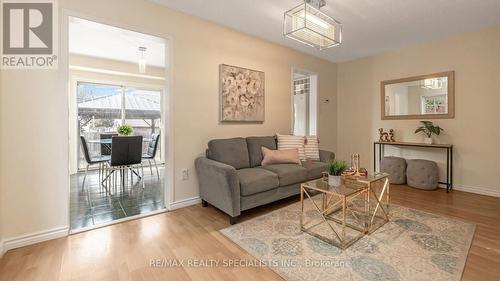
[326, 160, 348, 187]
[414, 121, 444, 144]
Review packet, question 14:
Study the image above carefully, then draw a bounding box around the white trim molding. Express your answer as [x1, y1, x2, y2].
[452, 184, 500, 198]
[0, 240, 4, 258]
[439, 183, 500, 198]
[69, 65, 166, 81]
[169, 196, 201, 210]
[2, 227, 69, 254]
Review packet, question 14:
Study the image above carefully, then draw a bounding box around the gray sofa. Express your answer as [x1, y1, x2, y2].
[195, 136, 335, 224]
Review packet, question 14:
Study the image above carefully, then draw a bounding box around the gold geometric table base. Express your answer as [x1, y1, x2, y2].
[300, 173, 390, 250]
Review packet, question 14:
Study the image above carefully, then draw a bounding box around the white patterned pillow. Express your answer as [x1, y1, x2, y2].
[304, 136, 320, 161]
[276, 134, 306, 161]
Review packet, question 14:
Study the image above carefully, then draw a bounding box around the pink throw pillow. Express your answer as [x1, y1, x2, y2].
[261, 147, 301, 166]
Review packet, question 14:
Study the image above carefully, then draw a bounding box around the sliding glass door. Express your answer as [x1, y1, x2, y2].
[124, 87, 162, 158]
[77, 82, 162, 170]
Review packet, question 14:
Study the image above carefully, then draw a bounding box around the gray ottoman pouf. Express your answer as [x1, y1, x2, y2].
[406, 159, 439, 190]
[381, 156, 407, 184]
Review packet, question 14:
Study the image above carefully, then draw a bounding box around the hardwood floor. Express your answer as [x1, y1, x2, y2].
[1, 185, 499, 281]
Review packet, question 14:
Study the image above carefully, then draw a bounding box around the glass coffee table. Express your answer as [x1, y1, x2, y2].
[300, 173, 390, 249]
[352, 173, 391, 234]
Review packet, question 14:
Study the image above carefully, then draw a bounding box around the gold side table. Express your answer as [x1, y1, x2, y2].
[300, 173, 390, 250]
[346, 173, 390, 234]
[300, 178, 368, 250]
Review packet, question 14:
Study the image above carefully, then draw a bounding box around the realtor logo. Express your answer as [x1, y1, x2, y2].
[1, 0, 58, 69]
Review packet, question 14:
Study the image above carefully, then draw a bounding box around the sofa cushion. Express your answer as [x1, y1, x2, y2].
[304, 136, 320, 161]
[261, 164, 307, 186]
[246, 136, 277, 167]
[208, 137, 250, 169]
[276, 134, 306, 161]
[302, 161, 327, 180]
[261, 147, 301, 166]
[237, 168, 279, 196]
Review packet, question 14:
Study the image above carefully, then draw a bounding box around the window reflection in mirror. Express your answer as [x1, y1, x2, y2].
[381, 71, 454, 120]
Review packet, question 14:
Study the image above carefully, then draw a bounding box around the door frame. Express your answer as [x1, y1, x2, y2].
[61, 9, 175, 233]
[290, 66, 319, 136]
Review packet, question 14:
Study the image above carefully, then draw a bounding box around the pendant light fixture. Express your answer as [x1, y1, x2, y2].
[284, 0, 342, 50]
[138, 46, 147, 74]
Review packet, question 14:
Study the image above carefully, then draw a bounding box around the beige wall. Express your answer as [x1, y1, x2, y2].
[0, 0, 337, 240]
[337, 26, 500, 194]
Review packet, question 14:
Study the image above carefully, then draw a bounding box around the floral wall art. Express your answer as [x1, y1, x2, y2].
[220, 64, 265, 122]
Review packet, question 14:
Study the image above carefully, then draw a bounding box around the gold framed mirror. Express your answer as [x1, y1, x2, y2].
[381, 71, 455, 120]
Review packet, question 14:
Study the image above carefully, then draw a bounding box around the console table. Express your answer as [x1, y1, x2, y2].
[373, 141, 453, 192]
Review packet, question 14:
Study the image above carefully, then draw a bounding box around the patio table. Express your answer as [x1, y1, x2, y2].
[87, 138, 152, 151]
[86, 138, 153, 184]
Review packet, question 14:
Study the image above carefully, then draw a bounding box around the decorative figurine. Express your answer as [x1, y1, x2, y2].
[379, 128, 388, 142]
[389, 129, 395, 142]
[379, 128, 395, 142]
[342, 153, 367, 178]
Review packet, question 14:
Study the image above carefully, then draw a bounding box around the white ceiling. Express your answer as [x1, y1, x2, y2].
[151, 0, 500, 63]
[69, 17, 167, 68]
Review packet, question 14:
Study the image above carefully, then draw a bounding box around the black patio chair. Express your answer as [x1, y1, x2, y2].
[100, 133, 118, 156]
[142, 133, 161, 180]
[104, 136, 145, 193]
[80, 136, 109, 190]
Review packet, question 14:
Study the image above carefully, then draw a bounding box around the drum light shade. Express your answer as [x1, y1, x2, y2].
[283, 0, 342, 50]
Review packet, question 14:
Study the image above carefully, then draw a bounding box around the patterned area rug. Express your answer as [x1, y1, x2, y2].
[221, 199, 475, 281]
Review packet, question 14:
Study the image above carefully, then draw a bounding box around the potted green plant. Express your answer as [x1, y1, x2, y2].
[117, 124, 134, 136]
[326, 160, 348, 187]
[414, 121, 444, 144]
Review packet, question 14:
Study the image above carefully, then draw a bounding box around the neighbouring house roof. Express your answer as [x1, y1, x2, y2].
[78, 93, 161, 119]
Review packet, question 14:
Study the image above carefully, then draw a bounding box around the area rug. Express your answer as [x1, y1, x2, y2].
[221, 199, 475, 281]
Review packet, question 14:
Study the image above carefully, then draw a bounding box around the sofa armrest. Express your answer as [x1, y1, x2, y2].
[319, 150, 335, 162]
[194, 157, 241, 217]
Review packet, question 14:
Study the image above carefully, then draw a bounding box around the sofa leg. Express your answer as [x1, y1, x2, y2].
[201, 199, 208, 207]
[229, 216, 238, 225]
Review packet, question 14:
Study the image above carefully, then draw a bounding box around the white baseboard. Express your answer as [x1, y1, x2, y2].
[439, 183, 500, 198]
[169, 196, 201, 210]
[2, 226, 69, 254]
[0, 240, 4, 258]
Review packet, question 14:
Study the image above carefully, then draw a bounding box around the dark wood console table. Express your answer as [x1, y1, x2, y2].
[373, 141, 453, 192]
